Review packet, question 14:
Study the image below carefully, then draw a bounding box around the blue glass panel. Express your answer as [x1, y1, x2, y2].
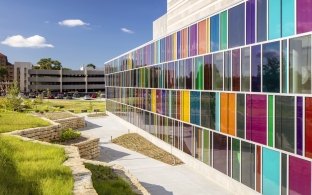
[228, 3, 245, 48]
[281, 0, 294, 37]
[262, 148, 280, 195]
[257, 0, 267, 42]
[269, 0, 281, 40]
[191, 91, 200, 126]
[211, 15, 220, 52]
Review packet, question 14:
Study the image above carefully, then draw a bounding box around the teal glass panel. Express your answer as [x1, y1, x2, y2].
[262, 148, 280, 195]
[282, 0, 294, 37]
[268, 0, 281, 40]
[220, 11, 228, 50]
[215, 92, 220, 131]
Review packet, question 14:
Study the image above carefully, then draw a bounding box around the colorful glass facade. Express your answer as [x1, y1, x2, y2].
[105, 0, 312, 194]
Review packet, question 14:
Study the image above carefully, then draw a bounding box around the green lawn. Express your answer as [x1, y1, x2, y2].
[85, 163, 137, 195]
[0, 111, 50, 133]
[34, 99, 106, 113]
[0, 135, 74, 195]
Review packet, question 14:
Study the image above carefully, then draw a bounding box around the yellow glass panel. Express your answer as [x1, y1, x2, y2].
[183, 91, 190, 122]
[152, 89, 156, 112]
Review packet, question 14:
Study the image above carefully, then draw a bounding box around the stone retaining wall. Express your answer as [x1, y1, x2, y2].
[10, 122, 62, 142]
[73, 137, 100, 160]
[55, 116, 85, 130]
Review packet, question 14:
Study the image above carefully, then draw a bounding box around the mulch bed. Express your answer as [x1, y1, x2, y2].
[113, 133, 183, 166]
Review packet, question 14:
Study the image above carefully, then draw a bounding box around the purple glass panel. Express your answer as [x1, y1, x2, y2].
[289, 156, 311, 195]
[189, 24, 198, 56]
[246, 95, 267, 145]
[297, 0, 312, 34]
[156, 90, 162, 114]
[297, 97, 303, 155]
[162, 90, 166, 116]
[246, 0, 256, 44]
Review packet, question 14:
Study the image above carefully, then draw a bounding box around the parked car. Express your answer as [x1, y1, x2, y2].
[29, 93, 36, 98]
[91, 93, 97, 98]
[55, 94, 64, 99]
[83, 95, 92, 100]
[48, 95, 54, 99]
[65, 95, 73, 99]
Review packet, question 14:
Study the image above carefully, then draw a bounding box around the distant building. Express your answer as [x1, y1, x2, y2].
[14, 62, 33, 92]
[0, 53, 14, 82]
[28, 68, 105, 93]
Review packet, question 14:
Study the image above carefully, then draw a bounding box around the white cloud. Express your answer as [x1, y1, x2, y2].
[121, 28, 134, 34]
[58, 19, 89, 27]
[1, 35, 54, 48]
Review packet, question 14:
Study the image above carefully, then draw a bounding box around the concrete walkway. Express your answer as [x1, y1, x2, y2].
[79, 114, 233, 195]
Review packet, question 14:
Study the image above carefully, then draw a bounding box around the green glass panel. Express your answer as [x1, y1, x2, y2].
[195, 57, 204, 90]
[220, 11, 228, 50]
[203, 130, 210, 165]
[268, 95, 274, 147]
[232, 138, 240, 182]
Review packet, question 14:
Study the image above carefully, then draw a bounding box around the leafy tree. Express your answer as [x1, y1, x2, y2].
[36, 58, 62, 70]
[0, 67, 8, 80]
[86, 64, 96, 69]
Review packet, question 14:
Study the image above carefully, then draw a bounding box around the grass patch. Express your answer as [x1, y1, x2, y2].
[0, 135, 73, 195]
[0, 111, 50, 133]
[43, 112, 75, 120]
[85, 163, 138, 195]
[113, 133, 183, 165]
[34, 99, 106, 113]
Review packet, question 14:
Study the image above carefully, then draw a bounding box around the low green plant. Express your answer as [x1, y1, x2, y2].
[85, 163, 137, 195]
[60, 128, 81, 142]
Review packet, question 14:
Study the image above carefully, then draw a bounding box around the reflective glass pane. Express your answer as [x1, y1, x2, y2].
[289, 35, 311, 94]
[213, 52, 223, 90]
[241, 47, 251, 91]
[262, 41, 280, 92]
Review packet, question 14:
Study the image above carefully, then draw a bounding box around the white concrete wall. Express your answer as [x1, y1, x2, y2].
[107, 111, 259, 195]
[14, 62, 32, 92]
[153, 0, 245, 39]
[153, 14, 168, 40]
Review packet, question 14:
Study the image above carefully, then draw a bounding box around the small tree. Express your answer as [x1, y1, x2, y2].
[47, 88, 51, 97]
[4, 82, 23, 111]
[0, 67, 8, 81]
[86, 64, 96, 69]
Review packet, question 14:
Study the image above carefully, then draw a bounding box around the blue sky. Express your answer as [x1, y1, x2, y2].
[0, 0, 166, 69]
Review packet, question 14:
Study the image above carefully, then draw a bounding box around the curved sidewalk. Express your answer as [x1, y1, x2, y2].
[79, 114, 233, 195]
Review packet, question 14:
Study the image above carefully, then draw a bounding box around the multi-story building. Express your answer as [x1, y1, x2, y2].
[28, 68, 105, 93]
[105, 0, 312, 194]
[0, 53, 14, 82]
[14, 62, 33, 92]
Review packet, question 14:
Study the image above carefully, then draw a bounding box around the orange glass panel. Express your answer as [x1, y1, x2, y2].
[207, 18, 211, 53]
[221, 93, 229, 133]
[228, 93, 236, 136]
[198, 20, 207, 55]
[220, 93, 236, 136]
[182, 28, 188, 58]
